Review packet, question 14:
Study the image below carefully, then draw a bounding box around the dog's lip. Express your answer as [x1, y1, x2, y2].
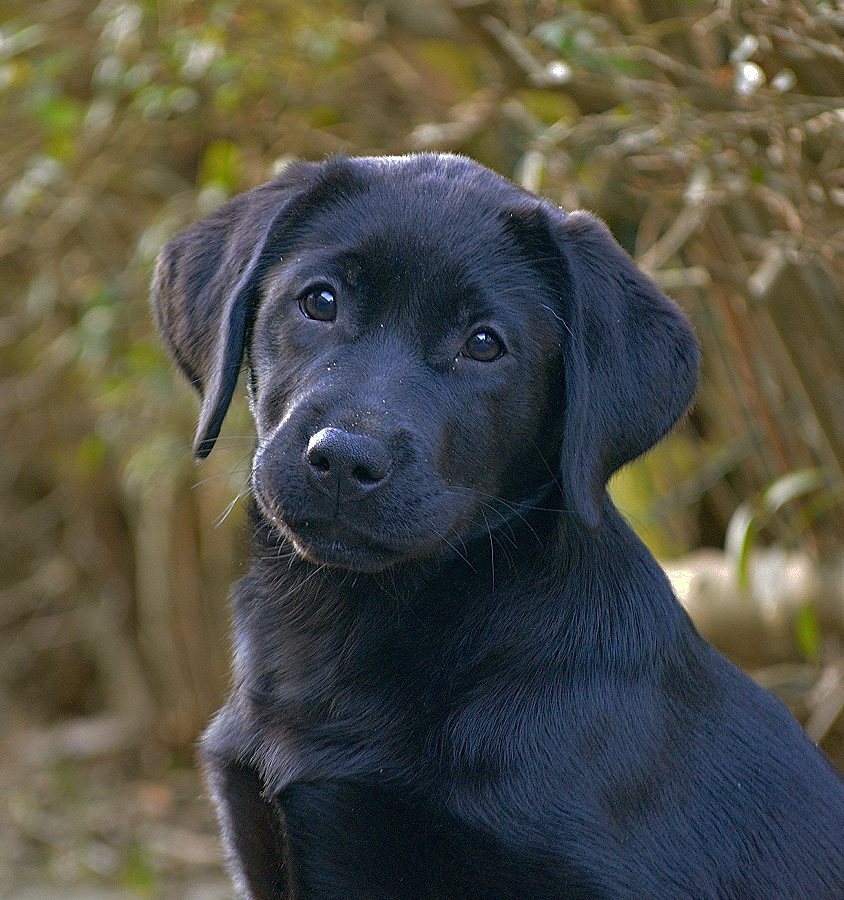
[253, 482, 468, 569]
[287, 517, 403, 554]
[253, 485, 402, 557]
[285, 518, 405, 570]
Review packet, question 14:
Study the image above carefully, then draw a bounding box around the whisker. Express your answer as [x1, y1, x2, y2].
[438, 528, 477, 571]
[192, 469, 250, 489]
[192, 452, 253, 489]
[471, 485, 569, 517]
[197, 435, 257, 442]
[530, 440, 564, 493]
[481, 508, 495, 592]
[541, 303, 576, 340]
[457, 487, 544, 544]
[214, 488, 249, 528]
[473, 497, 518, 546]
[296, 562, 328, 590]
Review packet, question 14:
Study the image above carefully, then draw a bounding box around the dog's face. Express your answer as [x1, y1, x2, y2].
[153, 155, 699, 570]
[247, 173, 565, 570]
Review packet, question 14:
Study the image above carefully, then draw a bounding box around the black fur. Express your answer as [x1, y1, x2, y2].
[152, 153, 844, 899]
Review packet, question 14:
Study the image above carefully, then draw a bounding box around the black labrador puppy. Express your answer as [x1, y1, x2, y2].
[153, 154, 844, 899]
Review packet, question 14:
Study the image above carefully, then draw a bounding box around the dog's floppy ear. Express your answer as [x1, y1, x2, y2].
[536, 207, 700, 529]
[151, 163, 319, 458]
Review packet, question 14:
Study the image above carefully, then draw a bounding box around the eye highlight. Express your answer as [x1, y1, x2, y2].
[462, 329, 505, 362]
[299, 286, 337, 322]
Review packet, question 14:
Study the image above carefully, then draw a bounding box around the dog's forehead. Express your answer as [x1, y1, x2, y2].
[305, 166, 510, 250]
[280, 158, 545, 318]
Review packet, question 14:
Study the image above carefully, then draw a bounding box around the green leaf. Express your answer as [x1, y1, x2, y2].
[0, 22, 46, 60]
[121, 842, 156, 895]
[309, 104, 340, 129]
[762, 468, 825, 512]
[532, 18, 577, 55]
[75, 431, 110, 478]
[724, 502, 756, 591]
[412, 39, 480, 95]
[199, 139, 242, 193]
[604, 54, 640, 75]
[515, 89, 578, 126]
[794, 603, 822, 663]
[33, 94, 82, 133]
[296, 26, 342, 64]
[726, 468, 826, 590]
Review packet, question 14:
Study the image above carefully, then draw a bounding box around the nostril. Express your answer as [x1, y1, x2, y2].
[352, 463, 384, 486]
[308, 448, 331, 472]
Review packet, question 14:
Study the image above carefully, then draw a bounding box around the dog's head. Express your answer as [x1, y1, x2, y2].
[153, 154, 698, 570]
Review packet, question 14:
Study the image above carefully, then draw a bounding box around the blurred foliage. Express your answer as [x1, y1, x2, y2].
[2, 0, 844, 750]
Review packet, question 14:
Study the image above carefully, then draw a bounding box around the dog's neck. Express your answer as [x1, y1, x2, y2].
[241, 491, 688, 671]
[234, 492, 696, 793]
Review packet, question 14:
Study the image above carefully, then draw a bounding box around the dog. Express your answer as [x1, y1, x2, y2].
[152, 153, 844, 899]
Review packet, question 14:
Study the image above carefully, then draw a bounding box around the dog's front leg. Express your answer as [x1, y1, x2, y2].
[205, 755, 290, 899]
[279, 779, 422, 900]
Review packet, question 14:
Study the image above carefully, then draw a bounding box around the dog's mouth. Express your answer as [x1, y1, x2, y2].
[253, 486, 408, 571]
[283, 518, 404, 572]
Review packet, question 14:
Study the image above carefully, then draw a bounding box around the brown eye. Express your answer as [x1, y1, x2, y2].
[463, 330, 505, 362]
[300, 287, 336, 321]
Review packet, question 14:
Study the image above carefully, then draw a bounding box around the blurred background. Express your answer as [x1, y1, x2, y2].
[2, 0, 844, 896]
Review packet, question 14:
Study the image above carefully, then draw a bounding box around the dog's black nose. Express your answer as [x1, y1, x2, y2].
[305, 427, 392, 495]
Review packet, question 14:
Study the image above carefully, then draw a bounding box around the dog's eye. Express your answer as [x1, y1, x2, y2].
[463, 330, 505, 362]
[299, 287, 336, 322]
